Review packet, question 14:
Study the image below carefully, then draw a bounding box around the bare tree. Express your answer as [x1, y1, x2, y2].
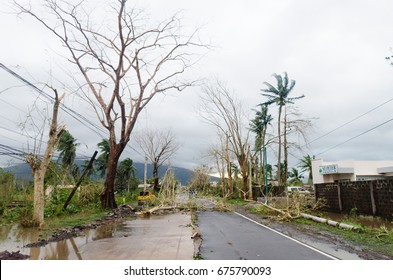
[16, 0, 203, 208]
[199, 80, 252, 199]
[25, 89, 65, 227]
[136, 129, 180, 191]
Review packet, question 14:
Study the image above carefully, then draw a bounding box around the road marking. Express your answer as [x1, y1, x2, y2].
[233, 211, 339, 260]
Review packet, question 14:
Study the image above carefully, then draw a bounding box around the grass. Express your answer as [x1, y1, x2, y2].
[44, 208, 108, 229]
[246, 201, 393, 258]
[292, 217, 393, 257]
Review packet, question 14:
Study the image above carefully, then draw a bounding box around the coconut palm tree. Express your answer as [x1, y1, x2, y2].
[250, 104, 273, 186]
[116, 158, 136, 192]
[299, 154, 313, 185]
[288, 167, 304, 186]
[96, 139, 110, 178]
[261, 72, 304, 186]
[57, 130, 79, 182]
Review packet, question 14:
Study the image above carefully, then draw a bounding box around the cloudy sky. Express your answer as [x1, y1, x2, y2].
[1, 0, 393, 173]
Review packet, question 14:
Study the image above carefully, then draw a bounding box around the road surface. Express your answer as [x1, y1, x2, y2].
[198, 211, 335, 260]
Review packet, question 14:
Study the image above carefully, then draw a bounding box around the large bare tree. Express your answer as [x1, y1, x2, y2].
[136, 129, 180, 191]
[16, 0, 203, 208]
[200, 80, 252, 199]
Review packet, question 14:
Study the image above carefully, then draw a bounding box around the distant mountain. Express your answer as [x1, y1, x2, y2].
[4, 161, 195, 186]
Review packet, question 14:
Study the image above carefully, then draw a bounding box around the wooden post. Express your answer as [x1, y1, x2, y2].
[369, 182, 376, 215]
[337, 184, 343, 212]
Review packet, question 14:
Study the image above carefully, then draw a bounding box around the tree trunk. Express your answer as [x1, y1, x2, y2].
[32, 170, 45, 227]
[283, 106, 288, 187]
[277, 106, 282, 186]
[152, 163, 159, 192]
[28, 89, 64, 228]
[100, 145, 122, 209]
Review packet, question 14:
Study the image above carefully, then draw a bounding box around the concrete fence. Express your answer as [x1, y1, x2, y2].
[315, 180, 393, 219]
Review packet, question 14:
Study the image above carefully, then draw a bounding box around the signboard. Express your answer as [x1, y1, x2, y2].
[319, 164, 338, 175]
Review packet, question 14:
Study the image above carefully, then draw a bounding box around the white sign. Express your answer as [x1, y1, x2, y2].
[319, 164, 338, 174]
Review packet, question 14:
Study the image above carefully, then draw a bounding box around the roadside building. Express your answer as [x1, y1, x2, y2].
[312, 159, 393, 184]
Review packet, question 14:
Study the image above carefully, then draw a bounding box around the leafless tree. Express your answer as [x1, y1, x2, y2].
[25, 89, 65, 227]
[199, 80, 252, 199]
[136, 129, 181, 191]
[16, 0, 204, 208]
[284, 106, 314, 179]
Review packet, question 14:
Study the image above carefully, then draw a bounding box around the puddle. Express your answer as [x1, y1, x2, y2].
[320, 212, 393, 230]
[0, 213, 193, 260]
[0, 218, 133, 259]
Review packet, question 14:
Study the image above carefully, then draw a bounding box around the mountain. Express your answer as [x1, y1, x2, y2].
[4, 161, 195, 186]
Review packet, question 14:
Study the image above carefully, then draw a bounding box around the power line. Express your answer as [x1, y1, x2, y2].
[315, 117, 393, 157]
[0, 63, 143, 162]
[309, 96, 393, 145]
[0, 62, 108, 139]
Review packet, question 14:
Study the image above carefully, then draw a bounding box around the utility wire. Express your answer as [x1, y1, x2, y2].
[315, 117, 393, 157]
[309, 96, 393, 145]
[0, 63, 143, 162]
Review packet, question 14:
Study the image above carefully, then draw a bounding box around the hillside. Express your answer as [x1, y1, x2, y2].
[4, 161, 195, 186]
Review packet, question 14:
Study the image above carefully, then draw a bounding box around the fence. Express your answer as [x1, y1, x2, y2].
[315, 180, 393, 219]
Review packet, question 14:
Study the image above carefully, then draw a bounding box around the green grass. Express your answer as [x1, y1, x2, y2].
[44, 208, 108, 229]
[293, 218, 393, 258]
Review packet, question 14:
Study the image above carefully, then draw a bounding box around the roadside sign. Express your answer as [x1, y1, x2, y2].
[319, 164, 338, 174]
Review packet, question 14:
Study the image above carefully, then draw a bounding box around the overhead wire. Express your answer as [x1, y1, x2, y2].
[309, 96, 393, 145]
[315, 117, 393, 157]
[0, 62, 144, 163]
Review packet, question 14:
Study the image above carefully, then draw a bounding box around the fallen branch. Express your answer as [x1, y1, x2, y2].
[244, 199, 293, 218]
[136, 205, 178, 215]
[246, 200, 359, 231]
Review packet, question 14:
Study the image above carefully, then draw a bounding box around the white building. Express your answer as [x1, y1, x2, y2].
[312, 159, 393, 184]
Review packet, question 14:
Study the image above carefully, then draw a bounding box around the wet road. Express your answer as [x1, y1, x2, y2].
[198, 211, 335, 260]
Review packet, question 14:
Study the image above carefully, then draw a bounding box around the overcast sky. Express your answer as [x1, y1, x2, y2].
[1, 0, 393, 173]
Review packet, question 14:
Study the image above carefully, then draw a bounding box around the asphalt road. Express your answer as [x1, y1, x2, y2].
[198, 211, 335, 260]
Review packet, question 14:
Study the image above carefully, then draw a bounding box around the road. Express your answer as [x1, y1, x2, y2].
[197, 211, 336, 260]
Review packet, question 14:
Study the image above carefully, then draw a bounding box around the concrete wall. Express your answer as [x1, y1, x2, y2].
[315, 180, 393, 219]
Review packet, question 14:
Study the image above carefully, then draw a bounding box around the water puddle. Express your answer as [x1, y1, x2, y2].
[0, 218, 128, 260]
[320, 212, 393, 230]
[0, 212, 193, 260]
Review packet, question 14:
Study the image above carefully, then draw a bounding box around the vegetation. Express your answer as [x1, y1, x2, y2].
[293, 218, 393, 257]
[242, 198, 393, 258]
[260, 72, 304, 186]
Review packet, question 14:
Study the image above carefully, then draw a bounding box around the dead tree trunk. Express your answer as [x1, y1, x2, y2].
[26, 89, 64, 227]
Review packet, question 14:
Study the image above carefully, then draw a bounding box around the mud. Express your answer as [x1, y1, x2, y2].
[0, 250, 29, 260]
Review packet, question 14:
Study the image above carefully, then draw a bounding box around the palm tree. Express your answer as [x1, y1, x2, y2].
[116, 158, 136, 192]
[288, 167, 304, 186]
[250, 104, 273, 186]
[57, 130, 79, 182]
[96, 139, 110, 178]
[299, 154, 313, 185]
[261, 72, 304, 186]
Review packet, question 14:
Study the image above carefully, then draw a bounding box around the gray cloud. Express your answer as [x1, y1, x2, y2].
[1, 0, 393, 173]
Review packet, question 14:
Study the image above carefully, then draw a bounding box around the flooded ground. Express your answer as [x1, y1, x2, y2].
[0, 212, 194, 260]
[320, 212, 393, 230]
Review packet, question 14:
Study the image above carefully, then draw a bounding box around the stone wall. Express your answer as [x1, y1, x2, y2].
[315, 180, 393, 219]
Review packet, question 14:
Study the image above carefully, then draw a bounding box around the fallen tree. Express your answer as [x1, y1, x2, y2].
[247, 200, 360, 231]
